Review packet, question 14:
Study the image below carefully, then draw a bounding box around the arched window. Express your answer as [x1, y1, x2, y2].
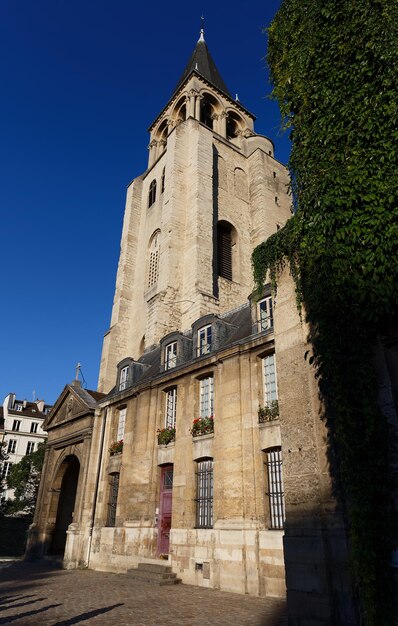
[147, 231, 160, 288]
[148, 179, 157, 208]
[200, 99, 214, 129]
[161, 167, 165, 194]
[234, 167, 248, 201]
[217, 221, 235, 281]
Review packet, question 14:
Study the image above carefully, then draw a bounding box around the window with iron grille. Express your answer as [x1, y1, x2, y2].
[147, 231, 160, 288]
[117, 408, 126, 441]
[119, 366, 129, 391]
[258, 296, 273, 332]
[26, 441, 35, 455]
[265, 447, 285, 529]
[106, 472, 120, 527]
[12, 420, 21, 432]
[195, 459, 213, 528]
[200, 377, 214, 418]
[165, 388, 177, 429]
[165, 341, 177, 370]
[197, 325, 212, 356]
[217, 222, 233, 281]
[263, 354, 278, 405]
[7, 439, 17, 454]
[30, 422, 39, 433]
[148, 179, 157, 207]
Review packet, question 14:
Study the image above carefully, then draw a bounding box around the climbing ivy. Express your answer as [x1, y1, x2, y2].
[253, 1, 398, 624]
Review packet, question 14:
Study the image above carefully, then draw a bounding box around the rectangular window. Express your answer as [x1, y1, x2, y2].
[265, 447, 285, 530]
[196, 459, 214, 528]
[7, 440, 17, 454]
[106, 473, 120, 527]
[15, 404, 23, 412]
[117, 408, 126, 441]
[1, 462, 12, 478]
[165, 341, 177, 370]
[119, 366, 129, 391]
[197, 325, 212, 356]
[26, 441, 35, 455]
[258, 296, 273, 332]
[12, 420, 21, 432]
[263, 354, 278, 405]
[30, 422, 39, 433]
[165, 388, 177, 429]
[200, 377, 214, 418]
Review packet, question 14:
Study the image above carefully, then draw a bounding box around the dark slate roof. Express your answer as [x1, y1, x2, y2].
[70, 385, 106, 410]
[8, 401, 48, 419]
[102, 303, 259, 402]
[174, 36, 231, 98]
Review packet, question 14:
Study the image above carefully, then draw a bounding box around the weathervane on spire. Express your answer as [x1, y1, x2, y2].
[199, 15, 205, 42]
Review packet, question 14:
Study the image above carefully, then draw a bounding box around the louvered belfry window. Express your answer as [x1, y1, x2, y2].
[217, 222, 232, 281]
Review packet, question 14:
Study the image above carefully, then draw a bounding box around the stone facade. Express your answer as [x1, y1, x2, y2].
[28, 30, 361, 624]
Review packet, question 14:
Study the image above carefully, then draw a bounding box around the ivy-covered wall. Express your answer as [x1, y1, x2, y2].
[253, 1, 398, 624]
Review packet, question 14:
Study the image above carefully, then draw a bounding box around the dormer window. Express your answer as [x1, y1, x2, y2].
[148, 179, 157, 208]
[165, 341, 177, 370]
[15, 404, 22, 412]
[258, 296, 273, 332]
[197, 325, 212, 356]
[119, 366, 129, 391]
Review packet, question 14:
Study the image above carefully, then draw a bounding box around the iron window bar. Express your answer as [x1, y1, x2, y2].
[195, 460, 214, 528]
[265, 448, 285, 530]
[106, 473, 120, 527]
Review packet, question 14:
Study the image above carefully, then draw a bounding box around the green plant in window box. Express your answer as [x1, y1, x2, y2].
[157, 427, 176, 445]
[258, 401, 279, 423]
[109, 439, 123, 456]
[190, 416, 214, 437]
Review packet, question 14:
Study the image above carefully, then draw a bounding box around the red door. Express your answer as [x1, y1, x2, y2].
[158, 465, 173, 555]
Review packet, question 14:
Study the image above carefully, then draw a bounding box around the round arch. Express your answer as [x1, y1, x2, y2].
[49, 454, 81, 556]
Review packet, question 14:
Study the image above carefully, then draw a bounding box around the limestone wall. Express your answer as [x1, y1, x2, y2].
[90, 332, 286, 598]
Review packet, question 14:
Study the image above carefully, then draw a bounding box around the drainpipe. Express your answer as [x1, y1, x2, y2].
[86, 407, 108, 567]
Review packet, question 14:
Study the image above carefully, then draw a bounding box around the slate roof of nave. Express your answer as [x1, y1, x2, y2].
[103, 303, 254, 400]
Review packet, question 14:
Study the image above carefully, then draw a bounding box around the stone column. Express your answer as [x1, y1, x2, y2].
[212, 113, 220, 134]
[219, 110, 227, 138]
[188, 90, 197, 118]
[195, 94, 202, 120]
[148, 140, 158, 167]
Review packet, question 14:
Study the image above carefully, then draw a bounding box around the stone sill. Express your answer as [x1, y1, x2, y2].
[258, 419, 280, 429]
[192, 433, 214, 441]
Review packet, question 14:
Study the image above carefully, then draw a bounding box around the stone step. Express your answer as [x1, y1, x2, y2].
[127, 562, 181, 585]
[137, 562, 172, 574]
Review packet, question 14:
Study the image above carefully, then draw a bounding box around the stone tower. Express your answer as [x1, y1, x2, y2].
[98, 29, 290, 393]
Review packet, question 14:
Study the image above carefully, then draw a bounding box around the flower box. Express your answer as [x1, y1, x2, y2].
[190, 416, 214, 437]
[157, 427, 176, 445]
[109, 439, 124, 456]
[258, 401, 279, 423]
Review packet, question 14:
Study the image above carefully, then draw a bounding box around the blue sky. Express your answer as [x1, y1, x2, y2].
[0, 0, 289, 404]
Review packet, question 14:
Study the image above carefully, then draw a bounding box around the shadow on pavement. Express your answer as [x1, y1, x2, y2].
[52, 603, 124, 626]
[0, 596, 47, 611]
[0, 603, 62, 624]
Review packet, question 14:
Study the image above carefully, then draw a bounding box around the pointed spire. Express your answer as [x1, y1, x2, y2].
[174, 24, 231, 97]
[198, 15, 205, 42]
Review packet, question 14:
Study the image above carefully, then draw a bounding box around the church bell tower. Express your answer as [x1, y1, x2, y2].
[98, 28, 290, 393]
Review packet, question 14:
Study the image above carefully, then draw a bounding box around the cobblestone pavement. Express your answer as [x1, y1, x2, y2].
[0, 561, 287, 626]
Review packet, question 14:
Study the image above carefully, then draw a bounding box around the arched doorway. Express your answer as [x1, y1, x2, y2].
[50, 456, 80, 555]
